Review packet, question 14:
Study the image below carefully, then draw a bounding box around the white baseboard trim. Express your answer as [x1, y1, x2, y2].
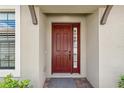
[46, 73, 86, 78]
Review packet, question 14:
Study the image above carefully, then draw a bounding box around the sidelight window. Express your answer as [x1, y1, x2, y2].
[73, 27, 78, 68]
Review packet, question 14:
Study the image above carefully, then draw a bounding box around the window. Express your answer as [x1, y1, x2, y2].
[72, 23, 80, 73]
[73, 27, 78, 68]
[0, 12, 15, 69]
[0, 6, 20, 77]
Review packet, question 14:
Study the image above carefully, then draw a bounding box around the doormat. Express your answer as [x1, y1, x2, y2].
[46, 78, 77, 88]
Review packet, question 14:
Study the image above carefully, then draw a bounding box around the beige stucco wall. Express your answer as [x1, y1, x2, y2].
[86, 10, 99, 88]
[99, 6, 124, 88]
[45, 15, 87, 78]
[39, 9, 47, 87]
[85, 6, 124, 88]
[20, 6, 46, 87]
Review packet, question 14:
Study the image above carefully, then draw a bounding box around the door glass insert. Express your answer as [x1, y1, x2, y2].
[73, 27, 78, 68]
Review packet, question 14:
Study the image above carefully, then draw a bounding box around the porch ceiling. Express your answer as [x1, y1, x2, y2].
[39, 5, 105, 14]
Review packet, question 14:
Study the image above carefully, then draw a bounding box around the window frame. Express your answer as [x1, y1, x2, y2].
[0, 6, 20, 77]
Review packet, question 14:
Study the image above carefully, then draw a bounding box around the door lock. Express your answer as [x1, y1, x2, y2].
[69, 51, 71, 60]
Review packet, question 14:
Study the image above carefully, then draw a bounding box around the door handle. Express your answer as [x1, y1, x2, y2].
[69, 51, 71, 60]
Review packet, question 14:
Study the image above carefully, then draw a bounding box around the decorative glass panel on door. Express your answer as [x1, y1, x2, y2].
[73, 27, 78, 68]
[0, 12, 15, 69]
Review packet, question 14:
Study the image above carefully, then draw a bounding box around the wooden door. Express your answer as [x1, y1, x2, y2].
[52, 23, 73, 73]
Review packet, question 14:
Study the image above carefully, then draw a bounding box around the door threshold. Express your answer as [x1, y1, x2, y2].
[48, 73, 84, 78]
[52, 73, 80, 75]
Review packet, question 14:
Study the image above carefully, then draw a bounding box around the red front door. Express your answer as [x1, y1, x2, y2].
[52, 23, 73, 73]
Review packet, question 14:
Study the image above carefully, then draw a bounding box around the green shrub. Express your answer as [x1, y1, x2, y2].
[0, 74, 31, 88]
[118, 75, 124, 88]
